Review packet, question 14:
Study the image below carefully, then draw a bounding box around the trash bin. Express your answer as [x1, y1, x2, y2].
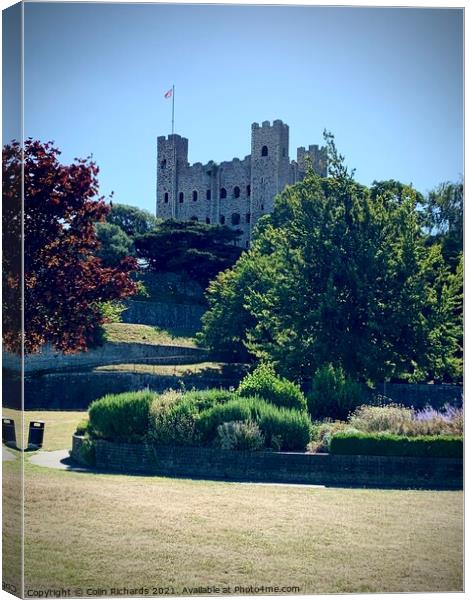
[2, 418, 17, 447]
[28, 421, 45, 449]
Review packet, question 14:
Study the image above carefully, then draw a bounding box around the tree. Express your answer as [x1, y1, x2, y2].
[95, 222, 134, 267]
[422, 180, 463, 269]
[135, 219, 243, 288]
[2, 140, 138, 354]
[107, 203, 159, 237]
[199, 134, 461, 384]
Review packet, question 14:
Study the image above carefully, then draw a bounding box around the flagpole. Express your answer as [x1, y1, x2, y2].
[171, 84, 175, 134]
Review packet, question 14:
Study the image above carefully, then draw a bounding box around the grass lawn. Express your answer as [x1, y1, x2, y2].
[103, 323, 196, 347]
[2, 411, 464, 594]
[95, 361, 248, 378]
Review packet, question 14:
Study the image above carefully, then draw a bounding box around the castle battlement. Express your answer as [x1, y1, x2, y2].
[156, 120, 327, 247]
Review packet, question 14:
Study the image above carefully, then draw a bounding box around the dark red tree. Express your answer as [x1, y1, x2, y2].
[2, 139, 138, 354]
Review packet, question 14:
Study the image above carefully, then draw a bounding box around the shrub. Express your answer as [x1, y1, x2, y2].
[75, 419, 89, 436]
[215, 421, 265, 451]
[307, 364, 367, 420]
[349, 403, 464, 437]
[309, 420, 358, 453]
[349, 404, 414, 434]
[329, 431, 463, 458]
[180, 389, 237, 412]
[148, 390, 199, 446]
[196, 396, 312, 451]
[77, 437, 96, 466]
[88, 390, 154, 442]
[238, 363, 307, 411]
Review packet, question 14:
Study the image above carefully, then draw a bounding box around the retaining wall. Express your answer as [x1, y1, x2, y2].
[3, 342, 206, 374]
[71, 436, 462, 489]
[122, 300, 205, 334]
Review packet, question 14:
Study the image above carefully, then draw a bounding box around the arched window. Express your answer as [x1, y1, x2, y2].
[233, 186, 240, 199]
[192, 190, 198, 202]
[220, 188, 227, 199]
[190, 216, 198, 222]
[206, 189, 211, 200]
[160, 159, 167, 169]
[261, 204, 264, 211]
[179, 192, 184, 203]
[246, 213, 251, 224]
[261, 145, 268, 157]
[205, 217, 211, 224]
[220, 215, 226, 225]
[231, 213, 240, 226]
[245, 241, 250, 249]
[246, 185, 251, 197]
[164, 192, 169, 203]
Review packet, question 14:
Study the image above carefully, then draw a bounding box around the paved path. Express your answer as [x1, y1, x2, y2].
[29, 449, 90, 472]
[2, 446, 17, 461]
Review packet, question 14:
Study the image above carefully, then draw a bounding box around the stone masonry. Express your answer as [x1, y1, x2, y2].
[156, 120, 327, 247]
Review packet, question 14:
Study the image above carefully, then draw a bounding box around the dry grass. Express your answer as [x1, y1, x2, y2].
[104, 323, 196, 347]
[95, 361, 246, 378]
[2, 411, 464, 594]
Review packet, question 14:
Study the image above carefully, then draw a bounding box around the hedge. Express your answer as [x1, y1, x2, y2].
[329, 431, 463, 458]
[238, 363, 307, 411]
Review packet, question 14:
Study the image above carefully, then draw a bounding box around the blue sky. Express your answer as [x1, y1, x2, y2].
[10, 3, 465, 213]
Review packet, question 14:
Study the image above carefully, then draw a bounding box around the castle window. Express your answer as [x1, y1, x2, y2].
[190, 216, 198, 222]
[160, 159, 167, 169]
[246, 213, 251, 224]
[220, 215, 226, 225]
[245, 241, 249, 249]
[261, 204, 264, 211]
[206, 189, 211, 200]
[220, 188, 227, 199]
[164, 192, 169, 203]
[246, 185, 251, 196]
[231, 213, 241, 225]
[206, 217, 211, 224]
[282, 148, 286, 157]
[179, 192, 184, 203]
[192, 190, 198, 202]
[261, 145, 268, 157]
[233, 186, 240, 199]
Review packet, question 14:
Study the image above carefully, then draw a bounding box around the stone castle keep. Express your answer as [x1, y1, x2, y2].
[156, 119, 327, 246]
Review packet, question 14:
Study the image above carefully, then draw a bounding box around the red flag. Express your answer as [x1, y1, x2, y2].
[164, 88, 173, 99]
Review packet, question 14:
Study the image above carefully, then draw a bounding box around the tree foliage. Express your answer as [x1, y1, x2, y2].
[135, 219, 243, 287]
[95, 222, 134, 267]
[199, 134, 461, 384]
[106, 202, 159, 237]
[2, 140, 138, 354]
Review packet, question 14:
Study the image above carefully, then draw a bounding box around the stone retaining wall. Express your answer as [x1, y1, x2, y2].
[3, 342, 206, 374]
[122, 300, 205, 334]
[71, 436, 463, 489]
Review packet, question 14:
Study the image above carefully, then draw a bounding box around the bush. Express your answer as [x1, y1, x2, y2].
[77, 437, 96, 466]
[238, 363, 307, 411]
[75, 419, 89, 436]
[329, 431, 463, 458]
[148, 390, 200, 446]
[88, 390, 154, 442]
[215, 421, 265, 451]
[349, 403, 463, 437]
[180, 389, 237, 412]
[196, 396, 312, 451]
[309, 420, 358, 453]
[307, 364, 367, 420]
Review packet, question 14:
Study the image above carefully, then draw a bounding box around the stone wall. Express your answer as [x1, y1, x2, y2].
[3, 342, 205, 374]
[4, 370, 239, 410]
[72, 436, 463, 490]
[121, 300, 205, 333]
[378, 383, 463, 409]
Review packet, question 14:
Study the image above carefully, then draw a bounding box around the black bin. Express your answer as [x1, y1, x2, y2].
[2, 418, 17, 447]
[28, 421, 45, 449]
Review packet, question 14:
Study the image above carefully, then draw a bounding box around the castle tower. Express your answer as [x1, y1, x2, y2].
[250, 120, 290, 235]
[295, 144, 328, 180]
[156, 134, 189, 219]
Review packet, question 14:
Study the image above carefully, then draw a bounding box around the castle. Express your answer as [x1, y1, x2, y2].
[156, 119, 327, 246]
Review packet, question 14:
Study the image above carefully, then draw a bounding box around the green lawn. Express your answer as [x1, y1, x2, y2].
[103, 323, 196, 347]
[2, 411, 464, 594]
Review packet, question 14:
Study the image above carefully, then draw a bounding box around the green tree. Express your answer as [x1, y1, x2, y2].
[107, 203, 159, 237]
[95, 222, 134, 267]
[199, 134, 461, 384]
[135, 219, 243, 288]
